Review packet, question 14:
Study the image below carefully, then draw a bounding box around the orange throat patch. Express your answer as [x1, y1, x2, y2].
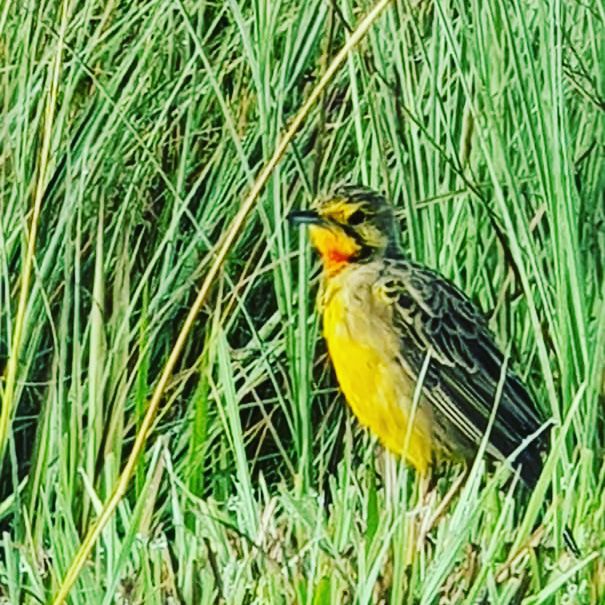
[309, 225, 360, 275]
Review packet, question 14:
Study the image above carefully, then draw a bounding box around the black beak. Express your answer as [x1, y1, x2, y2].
[287, 210, 323, 226]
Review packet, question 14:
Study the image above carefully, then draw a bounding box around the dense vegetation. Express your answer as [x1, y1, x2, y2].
[1, 0, 603, 603]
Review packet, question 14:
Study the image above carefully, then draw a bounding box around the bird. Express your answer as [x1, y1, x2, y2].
[288, 184, 549, 487]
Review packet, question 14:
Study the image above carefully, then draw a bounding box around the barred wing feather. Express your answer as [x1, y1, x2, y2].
[378, 258, 548, 486]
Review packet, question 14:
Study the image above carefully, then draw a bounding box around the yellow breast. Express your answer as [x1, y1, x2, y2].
[321, 265, 433, 472]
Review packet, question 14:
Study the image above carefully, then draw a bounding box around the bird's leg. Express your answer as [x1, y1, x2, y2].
[400, 468, 433, 566]
[416, 466, 468, 551]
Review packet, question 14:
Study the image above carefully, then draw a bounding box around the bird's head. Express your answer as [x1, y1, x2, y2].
[289, 185, 397, 274]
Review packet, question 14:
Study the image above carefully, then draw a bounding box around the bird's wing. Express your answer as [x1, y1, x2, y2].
[376, 258, 547, 478]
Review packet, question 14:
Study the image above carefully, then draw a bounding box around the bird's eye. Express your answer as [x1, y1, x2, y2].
[348, 209, 365, 225]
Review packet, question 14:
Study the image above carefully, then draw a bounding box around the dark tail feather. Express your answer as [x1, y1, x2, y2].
[563, 526, 581, 558]
[515, 444, 581, 559]
[516, 443, 544, 488]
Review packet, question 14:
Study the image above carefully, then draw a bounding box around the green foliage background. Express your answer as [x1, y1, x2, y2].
[0, 0, 603, 603]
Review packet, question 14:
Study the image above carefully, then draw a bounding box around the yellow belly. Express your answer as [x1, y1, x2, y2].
[322, 281, 432, 472]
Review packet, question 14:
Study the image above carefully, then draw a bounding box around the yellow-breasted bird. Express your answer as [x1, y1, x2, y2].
[289, 184, 548, 487]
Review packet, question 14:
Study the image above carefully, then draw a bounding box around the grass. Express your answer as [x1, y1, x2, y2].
[1, 0, 604, 603]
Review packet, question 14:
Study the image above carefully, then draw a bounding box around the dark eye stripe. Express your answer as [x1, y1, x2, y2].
[348, 209, 365, 225]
